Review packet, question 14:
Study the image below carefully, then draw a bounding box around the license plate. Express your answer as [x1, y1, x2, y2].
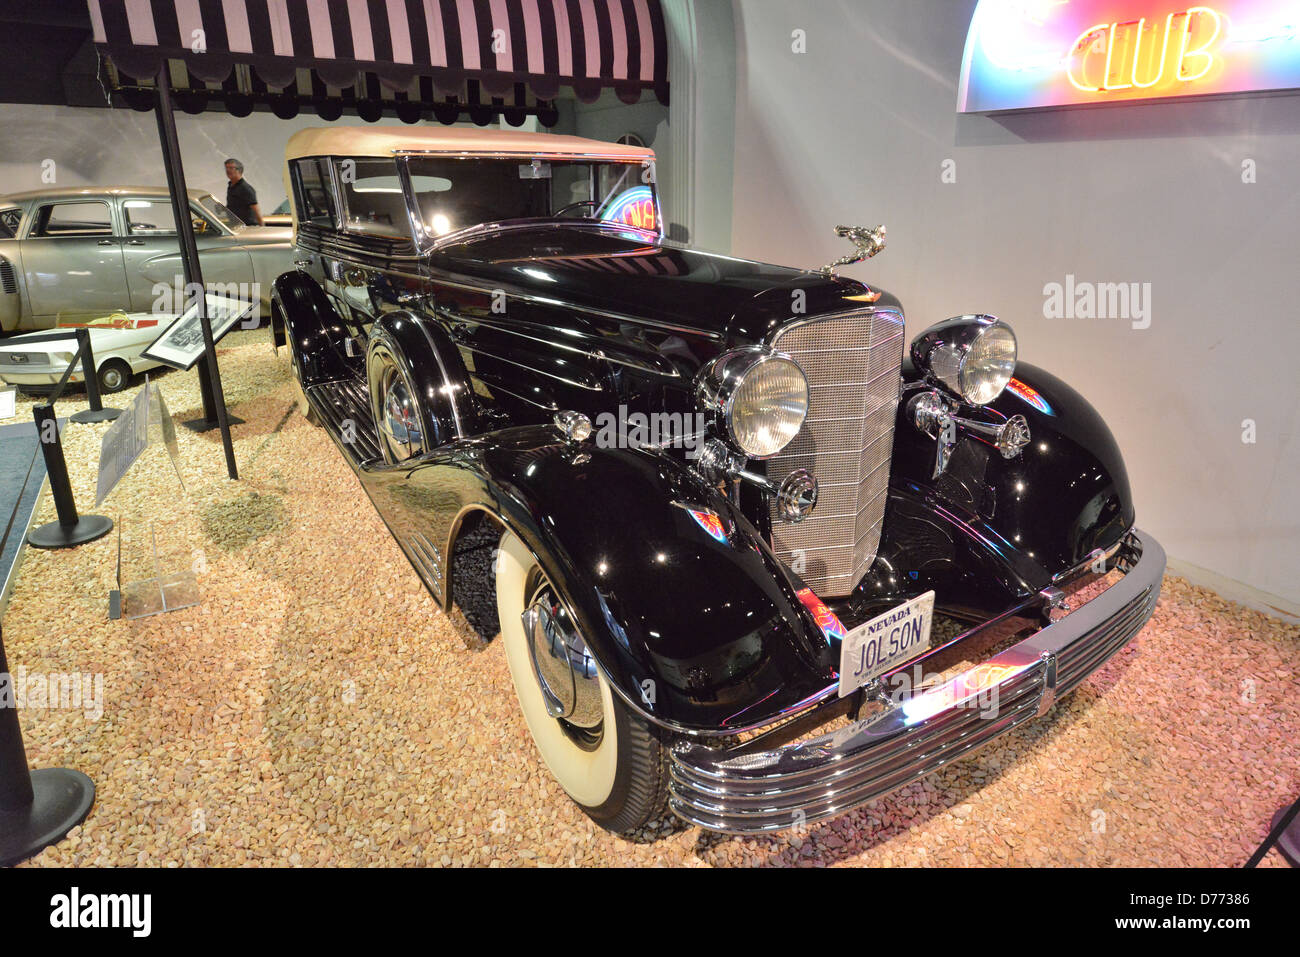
[838, 590, 935, 698]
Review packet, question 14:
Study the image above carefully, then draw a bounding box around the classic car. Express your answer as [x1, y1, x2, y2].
[270, 126, 1165, 836]
[0, 311, 176, 394]
[0, 186, 292, 333]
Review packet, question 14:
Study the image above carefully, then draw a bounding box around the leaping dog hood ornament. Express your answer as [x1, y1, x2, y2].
[820, 224, 886, 276]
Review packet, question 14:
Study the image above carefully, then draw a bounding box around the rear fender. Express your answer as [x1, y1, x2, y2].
[271, 270, 353, 386]
[368, 311, 481, 443]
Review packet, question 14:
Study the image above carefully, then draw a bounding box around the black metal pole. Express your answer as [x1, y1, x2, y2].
[0, 639, 34, 811]
[1247, 796, 1300, 868]
[151, 89, 215, 430]
[0, 626, 96, 867]
[26, 405, 113, 550]
[69, 328, 121, 425]
[197, 358, 218, 422]
[79, 328, 101, 413]
[36, 407, 77, 528]
[153, 65, 238, 480]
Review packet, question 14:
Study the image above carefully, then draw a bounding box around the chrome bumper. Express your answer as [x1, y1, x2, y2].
[668, 528, 1165, 834]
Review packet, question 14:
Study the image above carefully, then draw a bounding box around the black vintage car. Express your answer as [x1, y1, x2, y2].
[271, 126, 1164, 836]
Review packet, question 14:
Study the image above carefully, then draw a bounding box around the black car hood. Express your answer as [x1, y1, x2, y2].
[429, 224, 902, 345]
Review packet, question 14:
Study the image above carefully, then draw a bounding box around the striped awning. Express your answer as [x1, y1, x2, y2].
[106, 59, 566, 126]
[88, 0, 669, 109]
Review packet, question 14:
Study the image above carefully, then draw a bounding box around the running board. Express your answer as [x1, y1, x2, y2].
[305, 378, 382, 466]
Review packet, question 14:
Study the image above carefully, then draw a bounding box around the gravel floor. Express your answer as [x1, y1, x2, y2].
[3, 332, 1296, 867]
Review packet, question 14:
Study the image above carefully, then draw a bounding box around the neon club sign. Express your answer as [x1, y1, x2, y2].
[959, 0, 1300, 112]
[599, 186, 659, 232]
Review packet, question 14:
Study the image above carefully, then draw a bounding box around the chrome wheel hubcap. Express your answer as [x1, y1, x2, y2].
[522, 580, 604, 749]
[372, 353, 425, 461]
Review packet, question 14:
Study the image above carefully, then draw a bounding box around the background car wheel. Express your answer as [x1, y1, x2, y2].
[97, 359, 132, 394]
[495, 529, 669, 834]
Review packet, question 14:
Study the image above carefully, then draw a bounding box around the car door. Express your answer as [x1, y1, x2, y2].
[21, 199, 130, 325]
[118, 197, 256, 312]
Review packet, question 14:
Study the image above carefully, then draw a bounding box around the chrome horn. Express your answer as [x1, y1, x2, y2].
[820, 224, 886, 276]
[909, 391, 1031, 478]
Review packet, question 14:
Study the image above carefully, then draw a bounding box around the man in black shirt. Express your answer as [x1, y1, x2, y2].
[224, 158, 263, 226]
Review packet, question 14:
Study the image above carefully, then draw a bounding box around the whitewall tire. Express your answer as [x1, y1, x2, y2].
[495, 529, 669, 832]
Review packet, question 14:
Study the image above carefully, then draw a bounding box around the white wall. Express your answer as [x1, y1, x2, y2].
[731, 0, 1300, 607]
[0, 102, 324, 212]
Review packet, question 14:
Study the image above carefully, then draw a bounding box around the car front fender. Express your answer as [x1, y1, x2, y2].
[871, 361, 1136, 619]
[361, 432, 840, 735]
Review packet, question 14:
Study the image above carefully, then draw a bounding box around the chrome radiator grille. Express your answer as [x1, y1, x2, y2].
[767, 309, 905, 597]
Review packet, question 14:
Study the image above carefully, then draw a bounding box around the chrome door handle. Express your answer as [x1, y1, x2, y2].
[97, 239, 115, 246]
[126, 239, 145, 245]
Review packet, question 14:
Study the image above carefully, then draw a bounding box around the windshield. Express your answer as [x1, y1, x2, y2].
[405, 157, 659, 242]
[199, 195, 245, 231]
[0, 206, 19, 238]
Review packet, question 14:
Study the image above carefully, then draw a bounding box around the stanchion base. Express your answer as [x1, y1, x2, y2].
[181, 414, 245, 433]
[28, 514, 113, 550]
[1271, 807, 1300, 867]
[70, 408, 122, 424]
[0, 767, 96, 867]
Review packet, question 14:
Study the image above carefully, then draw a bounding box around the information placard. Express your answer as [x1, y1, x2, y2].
[95, 384, 149, 507]
[141, 293, 253, 371]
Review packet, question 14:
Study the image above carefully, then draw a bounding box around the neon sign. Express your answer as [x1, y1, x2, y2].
[959, 0, 1300, 112]
[600, 186, 658, 232]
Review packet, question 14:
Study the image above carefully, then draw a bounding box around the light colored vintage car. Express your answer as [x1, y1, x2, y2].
[0, 312, 176, 393]
[0, 186, 292, 332]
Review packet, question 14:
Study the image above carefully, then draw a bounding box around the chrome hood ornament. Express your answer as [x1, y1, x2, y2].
[820, 224, 886, 276]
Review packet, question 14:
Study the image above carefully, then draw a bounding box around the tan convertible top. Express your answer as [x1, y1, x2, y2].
[285, 126, 655, 163]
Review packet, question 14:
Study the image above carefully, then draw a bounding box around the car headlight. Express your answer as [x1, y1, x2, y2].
[910, 316, 1017, 406]
[696, 349, 808, 459]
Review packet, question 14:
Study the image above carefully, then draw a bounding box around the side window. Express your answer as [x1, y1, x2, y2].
[122, 199, 177, 235]
[292, 158, 337, 228]
[0, 207, 20, 238]
[32, 201, 113, 237]
[336, 157, 413, 240]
